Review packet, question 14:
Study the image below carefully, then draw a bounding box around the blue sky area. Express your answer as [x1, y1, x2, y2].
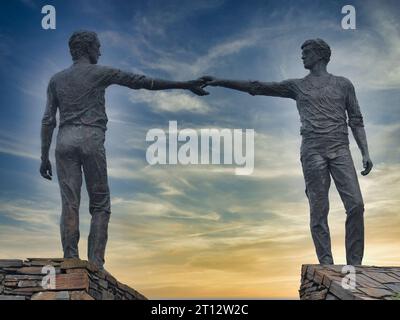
[0, 0, 399, 298]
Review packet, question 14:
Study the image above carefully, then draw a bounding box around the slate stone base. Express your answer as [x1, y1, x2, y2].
[300, 264, 400, 300]
[0, 258, 147, 300]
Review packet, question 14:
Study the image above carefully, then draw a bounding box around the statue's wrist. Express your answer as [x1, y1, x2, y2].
[362, 152, 370, 159]
[182, 81, 191, 89]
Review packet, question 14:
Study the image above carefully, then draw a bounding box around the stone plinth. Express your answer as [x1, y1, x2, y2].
[300, 264, 400, 300]
[0, 258, 147, 300]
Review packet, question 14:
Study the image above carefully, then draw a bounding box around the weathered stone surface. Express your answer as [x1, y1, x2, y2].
[29, 260, 61, 267]
[354, 295, 379, 300]
[358, 287, 394, 298]
[329, 281, 358, 300]
[18, 280, 40, 288]
[300, 281, 314, 290]
[390, 272, 400, 279]
[70, 290, 94, 300]
[31, 292, 57, 300]
[321, 274, 332, 288]
[61, 259, 98, 273]
[0, 260, 23, 268]
[88, 288, 102, 300]
[301, 265, 308, 277]
[4, 280, 18, 287]
[355, 274, 384, 288]
[5, 274, 43, 281]
[313, 269, 326, 285]
[363, 271, 400, 284]
[54, 273, 89, 291]
[27, 258, 65, 262]
[125, 286, 147, 300]
[325, 265, 345, 273]
[98, 278, 108, 289]
[66, 268, 88, 275]
[2, 268, 20, 273]
[387, 273, 400, 281]
[384, 283, 400, 292]
[0, 294, 26, 300]
[300, 264, 400, 300]
[0, 258, 146, 300]
[105, 273, 117, 286]
[8, 287, 44, 294]
[31, 291, 70, 300]
[307, 288, 328, 300]
[15, 267, 46, 275]
[325, 293, 339, 300]
[102, 290, 115, 300]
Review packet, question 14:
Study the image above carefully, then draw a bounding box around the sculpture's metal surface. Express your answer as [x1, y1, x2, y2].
[40, 30, 208, 269]
[202, 39, 372, 265]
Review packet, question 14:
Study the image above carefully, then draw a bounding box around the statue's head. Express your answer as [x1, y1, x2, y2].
[69, 30, 101, 64]
[301, 38, 331, 70]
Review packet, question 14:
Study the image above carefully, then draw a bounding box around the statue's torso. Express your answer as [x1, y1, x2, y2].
[293, 74, 351, 142]
[51, 63, 111, 131]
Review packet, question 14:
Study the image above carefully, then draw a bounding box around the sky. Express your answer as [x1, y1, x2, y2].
[0, 0, 399, 299]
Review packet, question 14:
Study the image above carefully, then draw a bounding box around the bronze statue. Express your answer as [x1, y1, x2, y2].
[201, 39, 372, 265]
[40, 30, 208, 269]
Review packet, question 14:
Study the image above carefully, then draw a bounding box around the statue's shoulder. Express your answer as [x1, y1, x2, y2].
[285, 78, 302, 83]
[331, 74, 353, 88]
[93, 64, 119, 74]
[287, 77, 306, 87]
[86, 65, 123, 80]
[50, 67, 73, 84]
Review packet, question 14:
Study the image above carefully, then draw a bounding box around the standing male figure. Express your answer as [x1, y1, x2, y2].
[40, 30, 208, 269]
[202, 39, 372, 265]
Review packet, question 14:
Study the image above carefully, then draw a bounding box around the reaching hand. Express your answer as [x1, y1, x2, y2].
[198, 76, 219, 88]
[361, 155, 373, 176]
[40, 158, 53, 180]
[186, 79, 209, 96]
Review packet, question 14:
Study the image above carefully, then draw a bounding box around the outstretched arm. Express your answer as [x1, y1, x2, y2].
[201, 77, 256, 94]
[40, 80, 58, 180]
[200, 76, 297, 99]
[346, 80, 372, 176]
[103, 68, 209, 96]
[144, 78, 209, 96]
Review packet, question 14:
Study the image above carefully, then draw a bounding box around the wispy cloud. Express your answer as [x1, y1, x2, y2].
[129, 90, 211, 113]
[1, 0, 400, 299]
[330, 2, 400, 89]
[142, 31, 264, 78]
[0, 131, 39, 160]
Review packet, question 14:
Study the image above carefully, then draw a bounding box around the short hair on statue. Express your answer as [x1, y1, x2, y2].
[68, 30, 99, 61]
[301, 38, 331, 64]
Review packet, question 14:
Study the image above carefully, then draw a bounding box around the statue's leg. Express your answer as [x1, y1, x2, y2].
[301, 147, 333, 264]
[81, 127, 111, 269]
[329, 146, 364, 265]
[55, 126, 82, 259]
